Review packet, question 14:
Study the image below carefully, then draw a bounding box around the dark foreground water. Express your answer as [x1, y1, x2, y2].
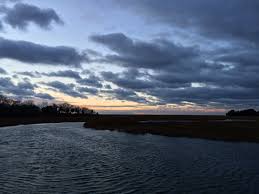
[1, 123, 259, 194]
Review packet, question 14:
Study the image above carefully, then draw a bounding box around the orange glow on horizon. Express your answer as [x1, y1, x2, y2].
[35, 89, 226, 114]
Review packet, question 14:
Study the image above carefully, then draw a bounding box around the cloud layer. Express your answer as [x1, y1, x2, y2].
[0, 77, 54, 100]
[90, 33, 198, 69]
[0, 37, 88, 67]
[91, 32, 259, 108]
[1, 1, 258, 112]
[1, 2, 63, 30]
[121, 0, 259, 45]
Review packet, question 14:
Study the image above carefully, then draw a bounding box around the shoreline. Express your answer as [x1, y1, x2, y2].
[1, 115, 259, 143]
[84, 115, 259, 143]
[0, 115, 89, 128]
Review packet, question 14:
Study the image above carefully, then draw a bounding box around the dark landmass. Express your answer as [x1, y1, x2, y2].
[0, 95, 97, 127]
[0, 115, 90, 127]
[226, 109, 259, 116]
[1, 94, 259, 143]
[0, 95, 97, 117]
[84, 115, 259, 143]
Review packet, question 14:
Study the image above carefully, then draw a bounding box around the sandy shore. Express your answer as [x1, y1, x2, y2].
[84, 115, 259, 143]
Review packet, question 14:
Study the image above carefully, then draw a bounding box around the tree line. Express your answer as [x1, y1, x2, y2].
[0, 95, 97, 116]
[226, 109, 259, 116]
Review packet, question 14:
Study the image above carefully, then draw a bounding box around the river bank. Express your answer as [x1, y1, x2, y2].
[84, 115, 259, 143]
[0, 115, 90, 127]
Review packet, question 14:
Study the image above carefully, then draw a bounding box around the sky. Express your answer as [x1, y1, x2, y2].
[0, 0, 258, 114]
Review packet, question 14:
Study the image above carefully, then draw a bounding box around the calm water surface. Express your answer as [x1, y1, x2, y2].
[1, 122, 259, 194]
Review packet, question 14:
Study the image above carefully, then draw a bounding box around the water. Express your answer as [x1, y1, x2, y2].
[1, 123, 259, 194]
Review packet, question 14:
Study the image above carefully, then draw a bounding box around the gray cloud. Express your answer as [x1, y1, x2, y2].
[0, 76, 55, 100]
[145, 86, 259, 108]
[0, 21, 3, 31]
[101, 69, 155, 90]
[2, 3, 63, 30]
[105, 88, 149, 104]
[120, 0, 259, 45]
[0, 37, 88, 67]
[34, 93, 55, 100]
[90, 31, 259, 108]
[15, 69, 101, 97]
[17, 71, 41, 78]
[1, 1, 258, 111]
[104, 84, 112, 89]
[78, 86, 98, 95]
[17, 70, 82, 80]
[0, 77, 33, 96]
[0, 77, 15, 88]
[90, 33, 198, 69]
[0, 0, 21, 4]
[76, 74, 103, 88]
[17, 80, 35, 90]
[100, 63, 259, 107]
[45, 81, 87, 98]
[43, 70, 82, 79]
[0, 67, 7, 74]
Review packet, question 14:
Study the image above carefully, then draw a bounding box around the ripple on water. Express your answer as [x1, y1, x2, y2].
[1, 122, 259, 194]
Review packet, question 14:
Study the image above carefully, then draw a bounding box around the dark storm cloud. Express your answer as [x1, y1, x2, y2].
[34, 93, 55, 100]
[90, 33, 198, 69]
[100, 60, 257, 107]
[0, 77, 14, 87]
[0, 67, 7, 74]
[0, 37, 88, 67]
[0, 21, 3, 31]
[45, 81, 86, 98]
[145, 86, 259, 107]
[17, 70, 82, 79]
[15, 70, 101, 97]
[216, 49, 259, 68]
[0, 77, 34, 96]
[0, 0, 257, 110]
[43, 70, 82, 79]
[78, 87, 98, 95]
[17, 80, 35, 90]
[105, 88, 149, 104]
[0, 76, 54, 100]
[17, 71, 41, 78]
[100, 61, 259, 107]
[121, 0, 259, 45]
[101, 68, 191, 90]
[101, 69, 154, 90]
[104, 84, 112, 89]
[91, 30, 259, 108]
[2, 3, 63, 30]
[76, 74, 103, 88]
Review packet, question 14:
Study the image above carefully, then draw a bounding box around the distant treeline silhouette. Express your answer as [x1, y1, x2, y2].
[0, 95, 97, 116]
[226, 109, 259, 116]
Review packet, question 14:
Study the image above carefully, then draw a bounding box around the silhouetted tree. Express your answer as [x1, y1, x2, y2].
[226, 109, 259, 116]
[41, 104, 59, 115]
[0, 95, 97, 117]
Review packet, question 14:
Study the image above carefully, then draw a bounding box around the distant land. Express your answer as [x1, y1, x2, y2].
[0, 95, 97, 127]
[1, 95, 259, 143]
[84, 114, 259, 143]
[226, 109, 259, 116]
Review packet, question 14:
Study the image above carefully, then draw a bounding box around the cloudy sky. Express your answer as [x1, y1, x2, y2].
[0, 0, 258, 114]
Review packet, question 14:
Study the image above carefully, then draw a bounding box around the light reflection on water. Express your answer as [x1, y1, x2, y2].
[1, 122, 259, 194]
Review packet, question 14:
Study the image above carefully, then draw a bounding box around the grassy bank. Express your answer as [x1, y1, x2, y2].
[0, 115, 90, 127]
[84, 115, 259, 143]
